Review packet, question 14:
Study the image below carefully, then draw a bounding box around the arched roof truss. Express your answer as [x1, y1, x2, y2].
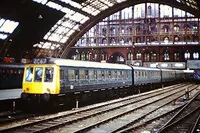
[32, 0, 200, 58]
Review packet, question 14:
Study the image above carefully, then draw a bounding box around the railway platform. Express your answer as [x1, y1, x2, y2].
[0, 89, 21, 100]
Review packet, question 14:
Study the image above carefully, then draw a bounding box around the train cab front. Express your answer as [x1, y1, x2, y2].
[21, 64, 60, 103]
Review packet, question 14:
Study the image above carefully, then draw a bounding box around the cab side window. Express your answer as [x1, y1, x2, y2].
[34, 67, 43, 82]
[25, 67, 33, 82]
[44, 67, 54, 82]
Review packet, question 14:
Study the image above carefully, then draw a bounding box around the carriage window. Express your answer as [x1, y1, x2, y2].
[105, 71, 109, 79]
[75, 70, 79, 81]
[85, 70, 88, 80]
[89, 70, 95, 80]
[68, 69, 75, 81]
[97, 70, 102, 80]
[117, 71, 121, 79]
[120, 71, 123, 76]
[122, 71, 126, 79]
[111, 71, 114, 79]
[19, 70, 23, 74]
[10, 69, 13, 74]
[94, 70, 97, 80]
[44, 67, 54, 82]
[144, 71, 146, 78]
[25, 67, 33, 82]
[34, 67, 43, 82]
[111, 70, 117, 79]
[79, 69, 85, 80]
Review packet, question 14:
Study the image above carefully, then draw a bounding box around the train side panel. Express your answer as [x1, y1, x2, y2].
[175, 70, 185, 81]
[0, 64, 24, 89]
[59, 66, 132, 93]
[133, 67, 161, 85]
[161, 69, 176, 83]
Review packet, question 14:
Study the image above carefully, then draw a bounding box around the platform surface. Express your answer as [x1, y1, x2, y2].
[0, 89, 21, 100]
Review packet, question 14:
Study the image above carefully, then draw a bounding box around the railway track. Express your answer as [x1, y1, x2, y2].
[158, 91, 200, 133]
[0, 83, 198, 133]
[0, 111, 33, 124]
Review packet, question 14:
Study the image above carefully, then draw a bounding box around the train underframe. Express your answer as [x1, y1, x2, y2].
[20, 80, 183, 111]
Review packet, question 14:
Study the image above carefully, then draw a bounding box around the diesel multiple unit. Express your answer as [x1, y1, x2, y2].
[21, 58, 185, 104]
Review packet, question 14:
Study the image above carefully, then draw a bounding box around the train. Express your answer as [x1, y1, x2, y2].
[0, 63, 24, 89]
[192, 69, 200, 83]
[20, 58, 186, 106]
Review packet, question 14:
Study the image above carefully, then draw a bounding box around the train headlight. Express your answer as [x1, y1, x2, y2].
[26, 88, 29, 91]
[47, 88, 50, 93]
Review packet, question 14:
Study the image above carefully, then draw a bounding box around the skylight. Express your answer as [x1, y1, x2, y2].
[32, 0, 118, 49]
[0, 18, 19, 40]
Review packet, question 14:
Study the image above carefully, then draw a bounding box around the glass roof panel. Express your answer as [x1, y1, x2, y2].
[60, 36, 69, 43]
[46, 1, 62, 10]
[44, 32, 51, 39]
[42, 42, 51, 49]
[90, 10, 100, 16]
[91, 1, 108, 11]
[55, 26, 66, 34]
[0, 18, 5, 27]
[69, 12, 85, 22]
[62, 19, 76, 28]
[48, 33, 61, 41]
[33, 0, 47, 5]
[116, 0, 126, 3]
[61, 7, 75, 14]
[66, 30, 74, 36]
[80, 17, 89, 24]
[66, 0, 83, 9]
[99, 0, 114, 7]
[0, 33, 8, 40]
[0, 18, 19, 40]
[72, 25, 79, 30]
[0, 20, 19, 33]
[62, 27, 70, 34]
[176, 0, 199, 10]
[174, 8, 185, 17]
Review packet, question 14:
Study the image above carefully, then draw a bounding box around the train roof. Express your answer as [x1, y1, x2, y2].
[0, 63, 25, 68]
[33, 58, 132, 70]
[132, 66, 160, 71]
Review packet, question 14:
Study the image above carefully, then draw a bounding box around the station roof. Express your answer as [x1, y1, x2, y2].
[0, 0, 199, 61]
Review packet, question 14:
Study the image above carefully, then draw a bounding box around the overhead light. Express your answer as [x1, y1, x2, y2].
[150, 63, 158, 68]
[38, 15, 43, 19]
[161, 63, 168, 67]
[175, 63, 183, 67]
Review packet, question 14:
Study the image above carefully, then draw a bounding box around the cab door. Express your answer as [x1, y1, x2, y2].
[59, 67, 65, 93]
[42, 66, 57, 94]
